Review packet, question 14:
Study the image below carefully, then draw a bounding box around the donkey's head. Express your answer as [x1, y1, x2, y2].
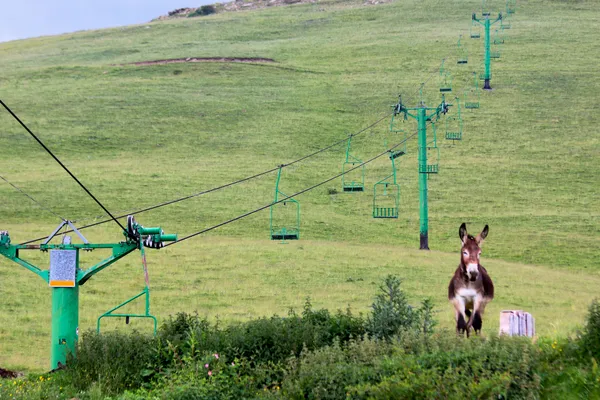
[459, 223, 489, 281]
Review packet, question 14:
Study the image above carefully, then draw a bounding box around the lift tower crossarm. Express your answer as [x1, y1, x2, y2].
[472, 12, 502, 90]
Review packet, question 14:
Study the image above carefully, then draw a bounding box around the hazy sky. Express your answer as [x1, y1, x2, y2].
[0, 0, 214, 43]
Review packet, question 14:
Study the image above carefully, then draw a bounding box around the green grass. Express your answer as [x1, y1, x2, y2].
[1, 0, 599, 371]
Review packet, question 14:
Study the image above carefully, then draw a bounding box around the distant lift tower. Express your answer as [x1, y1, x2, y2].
[472, 12, 503, 90]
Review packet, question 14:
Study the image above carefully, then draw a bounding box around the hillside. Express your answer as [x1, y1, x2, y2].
[0, 0, 599, 370]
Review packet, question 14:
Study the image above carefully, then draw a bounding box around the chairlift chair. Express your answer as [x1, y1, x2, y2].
[464, 72, 481, 109]
[445, 97, 463, 141]
[341, 136, 365, 192]
[419, 123, 440, 174]
[270, 167, 300, 240]
[470, 21, 481, 39]
[494, 29, 505, 45]
[373, 152, 400, 219]
[439, 62, 453, 93]
[457, 36, 468, 64]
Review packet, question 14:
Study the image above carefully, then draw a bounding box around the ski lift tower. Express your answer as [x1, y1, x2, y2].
[472, 12, 503, 90]
[392, 94, 450, 250]
[0, 217, 176, 370]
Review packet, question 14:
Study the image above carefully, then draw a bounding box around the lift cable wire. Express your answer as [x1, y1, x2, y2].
[0, 175, 67, 222]
[18, 111, 393, 245]
[164, 121, 434, 248]
[0, 99, 127, 233]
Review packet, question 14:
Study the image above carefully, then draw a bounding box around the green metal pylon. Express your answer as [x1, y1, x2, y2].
[0, 218, 176, 370]
[391, 94, 449, 249]
[472, 12, 503, 90]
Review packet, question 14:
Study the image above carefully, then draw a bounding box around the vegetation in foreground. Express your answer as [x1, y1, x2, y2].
[1, 277, 599, 399]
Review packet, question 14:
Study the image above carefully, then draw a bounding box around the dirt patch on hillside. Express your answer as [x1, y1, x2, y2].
[0, 367, 21, 378]
[121, 57, 276, 66]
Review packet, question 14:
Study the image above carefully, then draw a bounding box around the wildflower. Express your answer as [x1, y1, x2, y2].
[208, 370, 213, 376]
[213, 353, 219, 359]
[231, 362, 235, 366]
[204, 363, 209, 368]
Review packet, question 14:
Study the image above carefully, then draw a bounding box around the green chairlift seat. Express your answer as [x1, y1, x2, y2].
[506, 0, 516, 15]
[342, 136, 365, 192]
[373, 152, 400, 219]
[439, 60, 452, 93]
[457, 35, 468, 64]
[270, 167, 300, 241]
[419, 123, 440, 174]
[445, 97, 463, 141]
[494, 29, 505, 45]
[464, 72, 481, 109]
[470, 21, 481, 39]
[389, 107, 408, 158]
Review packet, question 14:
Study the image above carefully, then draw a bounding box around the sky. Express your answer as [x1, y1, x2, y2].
[0, 0, 214, 43]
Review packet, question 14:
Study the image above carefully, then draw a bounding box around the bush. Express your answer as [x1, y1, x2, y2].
[351, 335, 540, 399]
[366, 275, 432, 341]
[65, 330, 157, 394]
[188, 5, 216, 17]
[581, 299, 600, 360]
[282, 339, 391, 399]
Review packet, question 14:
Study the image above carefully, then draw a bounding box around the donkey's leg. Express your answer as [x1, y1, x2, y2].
[473, 301, 490, 334]
[453, 298, 468, 336]
[469, 297, 485, 334]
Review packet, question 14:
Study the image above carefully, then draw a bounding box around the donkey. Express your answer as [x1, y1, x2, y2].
[448, 223, 494, 337]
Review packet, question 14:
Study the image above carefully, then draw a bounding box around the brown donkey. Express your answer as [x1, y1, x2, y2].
[448, 223, 494, 337]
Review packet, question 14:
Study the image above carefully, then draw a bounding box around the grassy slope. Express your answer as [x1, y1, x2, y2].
[0, 0, 599, 370]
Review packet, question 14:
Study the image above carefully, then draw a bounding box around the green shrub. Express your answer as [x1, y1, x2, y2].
[581, 299, 600, 360]
[188, 5, 216, 17]
[348, 335, 540, 399]
[366, 275, 427, 340]
[157, 299, 365, 367]
[282, 339, 391, 399]
[65, 330, 157, 394]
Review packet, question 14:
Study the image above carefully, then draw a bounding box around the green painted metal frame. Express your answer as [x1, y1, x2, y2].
[506, 0, 516, 15]
[470, 20, 482, 39]
[341, 136, 365, 192]
[472, 12, 503, 90]
[270, 166, 300, 240]
[392, 95, 449, 249]
[97, 241, 157, 334]
[439, 60, 453, 93]
[464, 72, 481, 109]
[457, 35, 468, 64]
[423, 122, 440, 173]
[373, 151, 400, 219]
[445, 97, 463, 141]
[0, 220, 175, 370]
[494, 28, 505, 45]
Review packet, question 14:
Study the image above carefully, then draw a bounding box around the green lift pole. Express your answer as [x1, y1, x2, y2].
[0, 217, 176, 370]
[392, 95, 449, 249]
[472, 12, 502, 90]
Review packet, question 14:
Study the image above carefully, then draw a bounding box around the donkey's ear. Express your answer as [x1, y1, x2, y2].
[459, 223, 468, 244]
[476, 225, 489, 245]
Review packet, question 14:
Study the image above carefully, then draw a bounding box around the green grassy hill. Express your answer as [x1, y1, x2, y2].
[1, 0, 599, 370]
